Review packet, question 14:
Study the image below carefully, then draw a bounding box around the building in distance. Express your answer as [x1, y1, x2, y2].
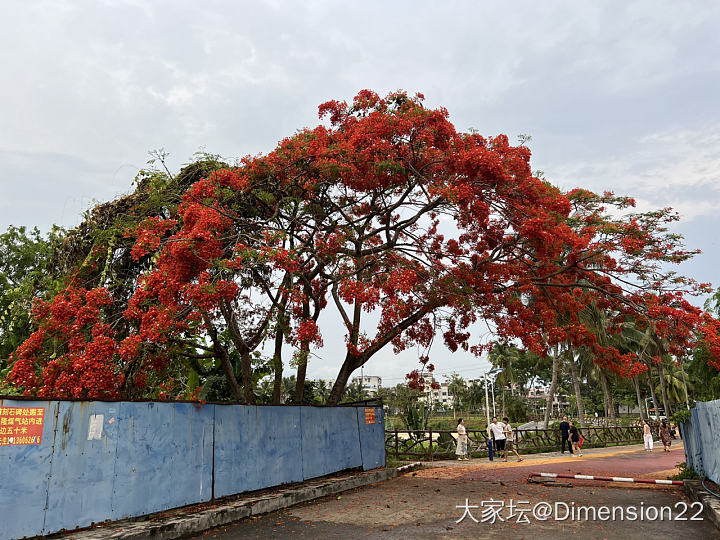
[351, 375, 382, 397]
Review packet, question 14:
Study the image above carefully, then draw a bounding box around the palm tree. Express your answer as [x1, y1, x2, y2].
[596, 368, 616, 420]
[632, 375, 647, 423]
[575, 301, 615, 420]
[281, 375, 297, 404]
[657, 359, 691, 410]
[489, 343, 521, 418]
[447, 374, 467, 418]
[567, 350, 586, 422]
[314, 379, 332, 404]
[543, 345, 561, 428]
[621, 322, 670, 418]
[342, 380, 367, 403]
[256, 377, 274, 404]
[575, 306, 648, 422]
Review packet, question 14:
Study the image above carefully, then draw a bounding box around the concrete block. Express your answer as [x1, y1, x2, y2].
[684, 480, 720, 531]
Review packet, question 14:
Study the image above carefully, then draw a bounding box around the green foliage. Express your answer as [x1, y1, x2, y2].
[673, 409, 692, 424]
[380, 384, 423, 416]
[447, 373, 469, 410]
[670, 462, 699, 481]
[0, 225, 66, 379]
[402, 402, 430, 431]
[505, 394, 529, 422]
[686, 345, 720, 402]
[341, 380, 368, 403]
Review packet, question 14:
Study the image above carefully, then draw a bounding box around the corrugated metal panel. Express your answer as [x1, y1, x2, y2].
[1, 400, 384, 539]
[0, 400, 57, 539]
[695, 400, 720, 483]
[300, 406, 362, 480]
[214, 404, 261, 497]
[213, 405, 303, 498]
[256, 406, 304, 488]
[110, 402, 214, 519]
[356, 406, 385, 470]
[680, 417, 702, 476]
[43, 401, 119, 534]
[681, 399, 720, 482]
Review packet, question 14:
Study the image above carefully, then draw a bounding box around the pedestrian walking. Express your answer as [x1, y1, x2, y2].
[569, 421, 583, 456]
[456, 418, 469, 460]
[489, 417, 507, 460]
[503, 417, 523, 462]
[659, 420, 672, 452]
[643, 420, 654, 452]
[559, 415, 573, 454]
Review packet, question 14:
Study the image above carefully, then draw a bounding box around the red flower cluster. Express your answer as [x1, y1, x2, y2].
[6, 89, 719, 402]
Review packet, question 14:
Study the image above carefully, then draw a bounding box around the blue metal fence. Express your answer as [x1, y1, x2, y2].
[680, 398, 720, 483]
[0, 399, 385, 539]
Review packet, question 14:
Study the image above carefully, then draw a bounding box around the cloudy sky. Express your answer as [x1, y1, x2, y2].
[1, 0, 718, 385]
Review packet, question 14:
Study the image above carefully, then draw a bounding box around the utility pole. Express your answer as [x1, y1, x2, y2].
[484, 373, 493, 461]
[484, 367, 502, 461]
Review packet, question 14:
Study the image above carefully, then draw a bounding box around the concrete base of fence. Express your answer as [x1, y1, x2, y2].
[67, 468, 396, 540]
[684, 480, 720, 531]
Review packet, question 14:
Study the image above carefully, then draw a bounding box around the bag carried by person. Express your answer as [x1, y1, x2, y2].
[578, 437, 584, 448]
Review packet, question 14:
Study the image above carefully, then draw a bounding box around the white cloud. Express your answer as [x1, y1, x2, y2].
[1, 0, 719, 383]
[549, 124, 720, 220]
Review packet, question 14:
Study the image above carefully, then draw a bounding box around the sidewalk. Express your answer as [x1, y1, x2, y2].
[61, 468, 396, 540]
[58, 442, 684, 539]
[425, 440, 684, 469]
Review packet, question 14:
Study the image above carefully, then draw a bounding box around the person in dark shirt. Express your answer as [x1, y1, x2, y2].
[559, 415, 573, 454]
[569, 421, 583, 456]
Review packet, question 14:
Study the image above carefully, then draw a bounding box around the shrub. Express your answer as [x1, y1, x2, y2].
[670, 462, 699, 481]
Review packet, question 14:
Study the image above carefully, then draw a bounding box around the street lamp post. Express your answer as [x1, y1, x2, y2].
[490, 378, 496, 418]
[483, 368, 503, 461]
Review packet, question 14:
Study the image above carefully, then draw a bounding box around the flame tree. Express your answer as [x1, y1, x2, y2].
[6, 90, 720, 402]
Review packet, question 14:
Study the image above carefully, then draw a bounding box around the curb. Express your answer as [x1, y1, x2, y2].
[65, 468, 397, 540]
[684, 480, 720, 531]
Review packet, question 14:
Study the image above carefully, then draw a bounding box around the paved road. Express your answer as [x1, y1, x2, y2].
[192, 444, 719, 539]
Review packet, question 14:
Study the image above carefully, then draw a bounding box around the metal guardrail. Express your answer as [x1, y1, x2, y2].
[385, 425, 645, 461]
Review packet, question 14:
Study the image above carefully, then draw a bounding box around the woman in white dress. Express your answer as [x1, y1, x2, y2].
[456, 418, 469, 460]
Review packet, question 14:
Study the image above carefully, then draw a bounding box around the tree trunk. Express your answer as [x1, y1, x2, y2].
[295, 343, 309, 404]
[569, 352, 585, 423]
[633, 375, 647, 423]
[598, 369, 616, 421]
[645, 363, 658, 420]
[680, 362, 691, 410]
[294, 298, 312, 404]
[216, 344, 243, 401]
[204, 315, 243, 402]
[272, 324, 283, 405]
[657, 362, 672, 418]
[218, 303, 267, 406]
[328, 359, 356, 405]
[543, 345, 559, 428]
[241, 351, 256, 404]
